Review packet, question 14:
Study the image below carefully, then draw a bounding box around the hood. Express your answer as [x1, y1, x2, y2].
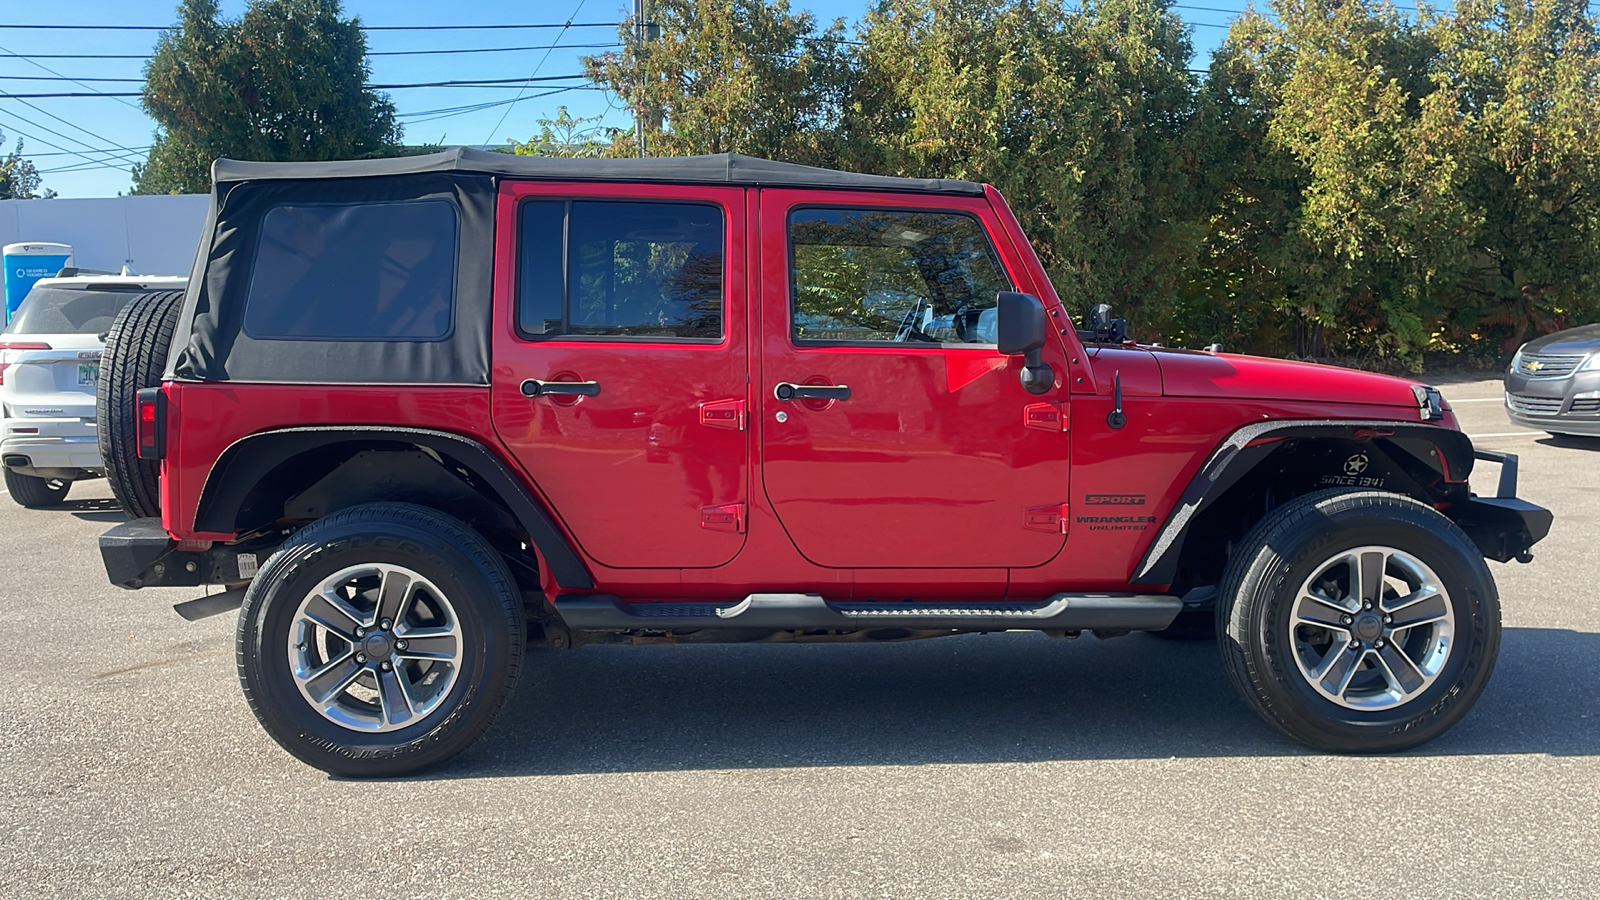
[1149, 347, 1425, 407]
[1522, 323, 1600, 356]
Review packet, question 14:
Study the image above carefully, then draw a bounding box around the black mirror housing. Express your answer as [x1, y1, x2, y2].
[997, 291, 1048, 357]
[995, 291, 1054, 395]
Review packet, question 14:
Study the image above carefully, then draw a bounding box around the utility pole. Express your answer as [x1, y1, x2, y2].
[632, 0, 650, 158]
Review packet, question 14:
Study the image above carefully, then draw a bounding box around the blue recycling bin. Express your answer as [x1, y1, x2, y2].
[4, 242, 74, 324]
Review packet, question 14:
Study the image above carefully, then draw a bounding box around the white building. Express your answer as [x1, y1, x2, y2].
[0, 194, 208, 277]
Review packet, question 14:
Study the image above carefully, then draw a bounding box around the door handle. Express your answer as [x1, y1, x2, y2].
[774, 382, 850, 402]
[521, 379, 601, 398]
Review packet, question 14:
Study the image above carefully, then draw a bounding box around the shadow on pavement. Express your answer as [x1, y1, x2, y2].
[1538, 434, 1600, 452]
[431, 625, 1600, 779]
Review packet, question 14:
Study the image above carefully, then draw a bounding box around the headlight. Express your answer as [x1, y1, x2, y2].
[1510, 345, 1525, 374]
[1578, 353, 1600, 372]
[1412, 384, 1444, 420]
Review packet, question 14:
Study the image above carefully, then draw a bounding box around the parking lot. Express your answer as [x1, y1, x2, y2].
[0, 376, 1595, 899]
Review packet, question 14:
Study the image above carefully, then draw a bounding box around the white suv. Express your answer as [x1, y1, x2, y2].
[1, 273, 187, 507]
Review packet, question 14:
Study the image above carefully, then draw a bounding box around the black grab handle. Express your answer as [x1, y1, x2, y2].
[774, 382, 851, 402]
[521, 379, 601, 398]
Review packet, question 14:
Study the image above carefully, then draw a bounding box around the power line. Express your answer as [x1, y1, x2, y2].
[1, 75, 595, 98]
[0, 76, 144, 83]
[0, 94, 146, 164]
[0, 43, 620, 61]
[0, 21, 623, 31]
[485, 0, 590, 144]
[0, 40, 145, 112]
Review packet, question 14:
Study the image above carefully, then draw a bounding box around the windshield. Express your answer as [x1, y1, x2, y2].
[3, 286, 151, 336]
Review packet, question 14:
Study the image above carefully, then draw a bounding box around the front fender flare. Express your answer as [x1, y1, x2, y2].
[1132, 419, 1476, 586]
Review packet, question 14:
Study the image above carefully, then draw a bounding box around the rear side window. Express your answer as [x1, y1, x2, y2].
[789, 207, 1013, 344]
[518, 200, 723, 340]
[243, 200, 459, 341]
[3, 287, 146, 335]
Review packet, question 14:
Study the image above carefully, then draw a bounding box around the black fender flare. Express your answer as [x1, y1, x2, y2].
[194, 426, 593, 589]
[1132, 419, 1476, 586]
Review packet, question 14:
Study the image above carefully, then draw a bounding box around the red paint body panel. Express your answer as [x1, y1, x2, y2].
[159, 179, 1468, 605]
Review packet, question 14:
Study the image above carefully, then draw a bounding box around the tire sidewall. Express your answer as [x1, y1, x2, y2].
[1232, 496, 1499, 750]
[239, 514, 516, 775]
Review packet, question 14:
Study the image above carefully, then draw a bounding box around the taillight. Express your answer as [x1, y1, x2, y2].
[0, 341, 51, 386]
[136, 386, 167, 460]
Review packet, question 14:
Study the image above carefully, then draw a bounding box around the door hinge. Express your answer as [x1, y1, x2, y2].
[1023, 401, 1068, 432]
[1024, 503, 1069, 534]
[700, 398, 746, 431]
[701, 503, 746, 534]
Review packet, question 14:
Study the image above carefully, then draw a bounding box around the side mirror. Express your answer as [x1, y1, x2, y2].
[996, 291, 1054, 395]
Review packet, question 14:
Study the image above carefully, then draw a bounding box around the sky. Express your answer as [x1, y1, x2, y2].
[1, 0, 1246, 198]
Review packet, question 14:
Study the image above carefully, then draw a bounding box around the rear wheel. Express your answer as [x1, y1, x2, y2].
[4, 469, 70, 507]
[237, 503, 524, 776]
[1218, 490, 1499, 752]
[97, 289, 184, 519]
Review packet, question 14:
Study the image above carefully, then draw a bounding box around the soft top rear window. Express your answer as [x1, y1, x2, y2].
[4, 286, 149, 335]
[243, 199, 459, 341]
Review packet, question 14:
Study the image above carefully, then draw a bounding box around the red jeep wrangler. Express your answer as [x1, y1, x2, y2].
[96, 150, 1550, 776]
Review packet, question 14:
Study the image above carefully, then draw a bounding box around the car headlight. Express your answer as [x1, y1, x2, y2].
[1578, 353, 1600, 372]
[1509, 345, 1526, 374]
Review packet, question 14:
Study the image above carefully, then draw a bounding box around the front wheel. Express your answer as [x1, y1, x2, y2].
[1218, 490, 1499, 752]
[237, 503, 524, 776]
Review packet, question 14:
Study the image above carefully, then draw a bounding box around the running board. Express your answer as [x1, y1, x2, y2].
[553, 593, 1183, 633]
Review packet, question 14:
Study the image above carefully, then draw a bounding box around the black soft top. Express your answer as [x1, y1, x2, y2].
[211, 147, 986, 196]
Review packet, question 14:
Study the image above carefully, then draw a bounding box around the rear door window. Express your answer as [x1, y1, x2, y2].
[517, 200, 724, 340]
[4, 287, 147, 335]
[243, 199, 459, 341]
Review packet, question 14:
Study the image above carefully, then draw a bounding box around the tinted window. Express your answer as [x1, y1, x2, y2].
[4, 286, 148, 335]
[244, 200, 458, 340]
[789, 208, 1012, 343]
[518, 200, 723, 340]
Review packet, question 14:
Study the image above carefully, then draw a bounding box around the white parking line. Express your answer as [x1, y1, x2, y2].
[1468, 431, 1545, 439]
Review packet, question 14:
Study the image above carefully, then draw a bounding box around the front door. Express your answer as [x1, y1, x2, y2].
[757, 190, 1072, 569]
[491, 182, 749, 569]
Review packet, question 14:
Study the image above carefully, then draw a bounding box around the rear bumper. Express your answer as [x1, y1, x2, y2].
[1, 418, 102, 476]
[1454, 450, 1553, 563]
[99, 518, 273, 590]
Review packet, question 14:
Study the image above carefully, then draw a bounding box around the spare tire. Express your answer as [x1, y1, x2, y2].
[97, 289, 184, 519]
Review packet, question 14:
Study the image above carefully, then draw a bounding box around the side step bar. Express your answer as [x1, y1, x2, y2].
[553, 593, 1183, 633]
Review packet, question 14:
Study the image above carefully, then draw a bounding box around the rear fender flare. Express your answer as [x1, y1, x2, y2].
[1133, 419, 1474, 586]
[193, 426, 593, 589]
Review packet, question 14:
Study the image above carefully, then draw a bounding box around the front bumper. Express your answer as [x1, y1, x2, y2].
[1503, 369, 1600, 435]
[1455, 449, 1553, 563]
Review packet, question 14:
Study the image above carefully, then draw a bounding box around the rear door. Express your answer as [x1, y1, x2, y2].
[490, 182, 751, 569]
[756, 190, 1073, 570]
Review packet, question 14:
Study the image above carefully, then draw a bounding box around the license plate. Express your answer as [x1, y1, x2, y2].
[78, 363, 99, 386]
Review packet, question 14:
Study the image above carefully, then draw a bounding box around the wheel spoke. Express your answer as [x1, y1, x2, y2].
[1295, 592, 1353, 630]
[376, 567, 414, 625]
[1389, 593, 1450, 631]
[397, 628, 458, 661]
[376, 666, 417, 728]
[301, 590, 365, 641]
[1317, 645, 1364, 697]
[1349, 550, 1387, 607]
[1375, 643, 1426, 695]
[302, 653, 362, 704]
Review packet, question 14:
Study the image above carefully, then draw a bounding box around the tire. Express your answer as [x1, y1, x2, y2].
[1217, 489, 1499, 752]
[4, 469, 71, 507]
[96, 289, 184, 519]
[237, 503, 524, 776]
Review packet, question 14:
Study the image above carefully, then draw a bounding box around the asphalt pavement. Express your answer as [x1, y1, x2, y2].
[1, 377, 1595, 899]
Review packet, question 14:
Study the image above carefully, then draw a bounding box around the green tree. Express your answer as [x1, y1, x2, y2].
[0, 132, 52, 199]
[584, 0, 851, 164]
[134, 0, 401, 194]
[509, 106, 620, 158]
[847, 0, 1205, 329]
